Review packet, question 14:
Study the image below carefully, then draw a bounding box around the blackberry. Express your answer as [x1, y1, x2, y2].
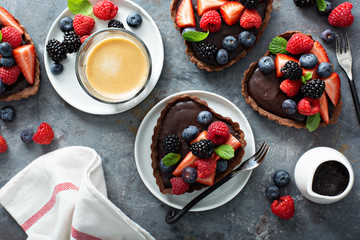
[293, 0, 315, 7]
[108, 20, 125, 29]
[196, 41, 218, 64]
[281, 61, 303, 80]
[46, 39, 67, 63]
[190, 139, 214, 159]
[240, 0, 259, 9]
[63, 31, 81, 54]
[301, 79, 325, 99]
[162, 134, 181, 154]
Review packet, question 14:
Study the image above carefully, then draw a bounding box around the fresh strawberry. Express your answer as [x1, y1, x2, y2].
[32, 122, 54, 145]
[73, 14, 95, 36]
[309, 41, 329, 64]
[13, 45, 36, 84]
[240, 9, 262, 29]
[322, 72, 341, 106]
[0, 135, 8, 153]
[0, 65, 20, 85]
[1, 27, 22, 49]
[319, 93, 329, 124]
[302, 66, 318, 79]
[194, 159, 217, 179]
[286, 33, 314, 55]
[93, 0, 118, 21]
[207, 121, 230, 145]
[275, 54, 299, 77]
[197, 0, 228, 16]
[297, 97, 320, 116]
[170, 177, 189, 195]
[0, 6, 23, 35]
[80, 35, 89, 44]
[220, 1, 245, 26]
[199, 10, 222, 33]
[271, 195, 295, 220]
[280, 79, 302, 97]
[176, 0, 196, 28]
[328, 2, 354, 28]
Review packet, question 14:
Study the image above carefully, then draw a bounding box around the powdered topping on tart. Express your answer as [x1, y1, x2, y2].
[151, 95, 246, 194]
[242, 31, 342, 131]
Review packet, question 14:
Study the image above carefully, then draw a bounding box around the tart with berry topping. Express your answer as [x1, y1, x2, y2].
[151, 95, 246, 194]
[170, 0, 273, 71]
[242, 31, 342, 131]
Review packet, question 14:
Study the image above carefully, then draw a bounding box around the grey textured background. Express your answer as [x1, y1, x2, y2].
[0, 0, 359, 239]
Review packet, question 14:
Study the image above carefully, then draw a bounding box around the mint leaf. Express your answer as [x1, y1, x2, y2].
[306, 113, 321, 132]
[0, 32, 2, 42]
[215, 145, 235, 160]
[162, 153, 181, 167]
[182, 30, 209, 42]
[302, 72, 313, 84]
[269, 37, 289, 55]
[316, 0, 327, 12]
[68, 0, 93, 16]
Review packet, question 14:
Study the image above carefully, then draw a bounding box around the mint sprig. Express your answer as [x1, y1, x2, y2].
[0, 32, 2, 42]
[316, 0, 327, 12]
[162, 153, 181, 167]
[269, 37, 289, 55]
[301, 72, 313, 84]
[68, 0, 93, 16]
[306, 112, 321, 132]
[215, 145, 234, 160]
[182, 30, 209, 42]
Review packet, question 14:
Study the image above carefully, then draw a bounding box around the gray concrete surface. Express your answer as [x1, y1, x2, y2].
[0, 0, 359, 239]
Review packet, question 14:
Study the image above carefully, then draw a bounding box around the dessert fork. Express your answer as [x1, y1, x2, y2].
[165, 142, 270, 224]
[335, 33, 360, 124]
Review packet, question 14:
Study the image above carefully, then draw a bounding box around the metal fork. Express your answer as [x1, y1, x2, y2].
[165, 142, 270, 224]
[335, 33, 360, 124]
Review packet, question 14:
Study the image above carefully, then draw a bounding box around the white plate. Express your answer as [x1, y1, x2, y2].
[44, 0, 164, 115]
[134, 90, 255, 212]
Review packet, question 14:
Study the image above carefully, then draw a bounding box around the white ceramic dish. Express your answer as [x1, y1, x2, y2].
[44, 0, 164, 115]
[134, 90, 255, 212]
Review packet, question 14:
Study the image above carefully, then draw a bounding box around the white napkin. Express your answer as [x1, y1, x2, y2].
[0, 146, 154, 240]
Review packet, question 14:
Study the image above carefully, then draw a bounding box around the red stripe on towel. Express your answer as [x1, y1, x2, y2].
[21, 182, 79, 231]
[71, 226, 102, 240]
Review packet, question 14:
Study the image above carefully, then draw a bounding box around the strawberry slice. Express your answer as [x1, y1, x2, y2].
[302, 66, 318, 79]
[322, 72, 341, 106]
[0, 6, 23, 35]
[319, 93, 329, 124]
[309, 41, 329, 64]
[197, 0, 228, 16]
[176, 0, 196, 28]
[13, 44, 36, 85]
[220, 1, 245, 26]
[275, 54, 299, 78]
[196, 173, 215, 186]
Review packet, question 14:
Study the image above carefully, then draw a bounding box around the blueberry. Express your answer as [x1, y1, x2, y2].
[216, 159, 228, 173]
[274, 170, 291, 187]
[160, 158, 175, 172]
[222, 36, 238, 52]
[182, 167, 197, 183]
[258, 56, 275, 74]
[0, 106, 15, 122]
[197, 111, 213, 125]
[182, 27, 197, 35]
[321, 29, 335, 44]
[265, 185, 280, 200]
[182, 126, 199, 141]
[282, 99, 297, 115]
[20, 130, 34, 144]
[238, 31, 256, 48]
[299, 53, 318, 69]
[216, 49, 228, 65]
[0, 81, 7, 94]
[126, 12, 142, 28]
[59, 17, 74, 32]
[317, 62, 333, 78]
[51, 62, 64, 75]
[318, 0, 332, 16]
[0, 56, 15, 67]
[0, 42, 12, 57]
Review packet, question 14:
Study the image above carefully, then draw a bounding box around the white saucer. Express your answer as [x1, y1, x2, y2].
[134, 91, 255, 212]
[44, 0, 164, 115]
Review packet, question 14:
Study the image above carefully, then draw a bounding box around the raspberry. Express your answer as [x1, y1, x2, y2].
[297, 97, 320, 116]
[280, 79, 302, 97]
[240, 9, 262, 29]
[0, 66, 21, 85]
[207, 121, 230, 145]
[80, 35, 89, 44]
[32, 122, 54, 145]
[73, 14, 95, 36]
[0, 135, 8, 153]
[190, 139, 214, 159]
[271, 195, 295, 220]
[194, 159, 217, 179]
[328, 2, 354, 28]
[170, 177, 189, 195]
[199, 10, 222, 33]
[1, 27, 22, 49]
[286, 33, 314, 55]
[93, 0, 118, 21]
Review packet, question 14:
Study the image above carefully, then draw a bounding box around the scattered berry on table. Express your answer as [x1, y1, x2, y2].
[265, 185, 280, 200]
[197, 110, 213, 125]
[0, 42, 13, 57]
[320, 29, 335, 44]
[126, 12, 142, 28]
[108, 19, 124, 29]
[293, 0, 315, 8]
[216, 159, 228, 173]
[282, 99, 297, 115]
[162, 134, 181, 154]
[280, 79, 302, 97]
[182, 27, 197, 35]
[299, 53, 318, 69]
[73, 14, 95, 36]
[46, 39, 67, 63]
[93, 0, 118, 21]
[240, 9, 262, 29]
[317, 62, 333, 78]
[190, 139, 214, 159]
[20, 130, 34, 144]
[182, 167, 197, 183]
[182, 126, 199, 141]
[258, 56, 275, 74]
[238, 31, 256, 48]
[273, 170, 291, 187]
[199, 10, 222, 33]
[0, 81, 7, 94]
[51, 62, 64, 75]
[281, 61, 303, 80]
[271, 195, 295, 220]
[196, 41, 218, 64]
[298, 97, 320, 115]
[0, 65, 21, 85]
[318, 0, 332, 16]
[1, 27, 22, 49]
[0, 106, 15, 122]
[59, 17, 74, 32]
[328, 2, 354, 28]
[240, 0, 259, 10]
[170, 177, 189, 195]
[32, 122, 54, 145]
[194, 158, 217, 179]
[286, 33, 314, 55]
[80, 35, 89, 44]
[207, 121, 230, 145]
[301, 79, 325, 99]
[63, 30, 81, 54]
[216, 49, 228, 65]
[220, 1, 245, 26]
[160, 158, 175, 172]
[0, 135, 8, 153]
[222, 36, 238, 52]
[0, 56, 15, 68]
